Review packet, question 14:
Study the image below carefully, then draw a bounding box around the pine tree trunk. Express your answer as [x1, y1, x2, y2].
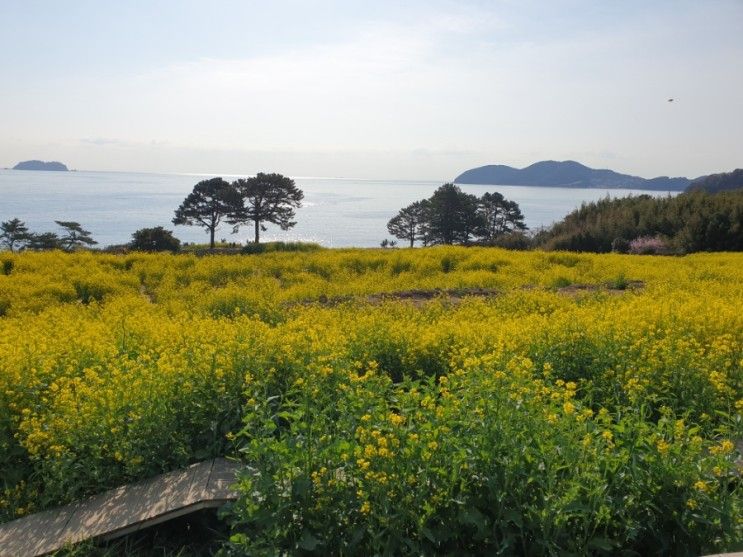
[254, 220, 260, 244]
[210, 227, 215, 248]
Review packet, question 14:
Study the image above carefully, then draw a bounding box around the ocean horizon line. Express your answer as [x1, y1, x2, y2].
[1, 167, 447, 184]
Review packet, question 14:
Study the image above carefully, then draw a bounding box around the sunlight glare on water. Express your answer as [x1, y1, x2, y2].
[0, 169, 677, 247]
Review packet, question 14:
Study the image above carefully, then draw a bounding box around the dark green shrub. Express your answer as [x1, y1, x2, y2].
[440, 255, 456, 273]
[611, 237, 630, 253]
[2, 259, 13, 276]
[390, 257, 413, 276]
[551, 276, 572, 288]
[546, 253, 583, 267]
[241, 242, 267, 255]
[607, 272, 630, 290]
[129, 227, 181, 252]
[486, 232, 533, 250]
[73, 281, 110, 305]
[242, 241, 322, 255]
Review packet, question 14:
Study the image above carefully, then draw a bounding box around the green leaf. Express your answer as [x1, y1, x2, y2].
[422, 526, 437, 542]
[503, 508, 523, 527]
[298, 529, 321, 550]
[459, 506, 488, 538]
[293, 477, 312, 498]
[588, 537, 616, 551]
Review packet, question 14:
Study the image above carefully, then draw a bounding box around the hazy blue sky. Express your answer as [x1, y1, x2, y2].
[1, 0, 741, 179]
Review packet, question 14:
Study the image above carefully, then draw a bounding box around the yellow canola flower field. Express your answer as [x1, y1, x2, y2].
[0, 248, 741, 554]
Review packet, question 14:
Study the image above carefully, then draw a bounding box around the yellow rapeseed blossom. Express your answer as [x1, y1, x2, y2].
[656, 440, 671, 455]
[710, 440, 735, 455]
[388, 413, 405, 426]
[0, 248, 740, 527]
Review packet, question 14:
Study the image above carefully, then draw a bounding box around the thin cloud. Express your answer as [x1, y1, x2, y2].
[2, 2, 741, 178]
[80, 137, 127, 146]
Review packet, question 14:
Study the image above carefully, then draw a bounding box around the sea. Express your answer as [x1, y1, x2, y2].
[0, 169, 678, 248]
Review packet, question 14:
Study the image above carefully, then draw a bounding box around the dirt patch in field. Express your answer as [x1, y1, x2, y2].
[303, 288, 500, 308]
[139, 285, 156, 303]
[366, 287, 500, 305]
[295, 282, 644, 308]
[556, 280, 645, 296]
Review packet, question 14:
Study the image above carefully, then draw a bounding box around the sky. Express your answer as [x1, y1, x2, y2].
[1, 0, 741, 180]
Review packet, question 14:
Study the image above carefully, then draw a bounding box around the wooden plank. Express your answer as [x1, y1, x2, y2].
[203, 457, 240, 501]
[182, 457, 215, 507]
[66, 465, 197, 541]
[0, 459, 240, 557]
[0, 505, 77, 557]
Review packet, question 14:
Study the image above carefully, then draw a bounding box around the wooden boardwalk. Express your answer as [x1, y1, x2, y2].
[0, 458, 240, 557]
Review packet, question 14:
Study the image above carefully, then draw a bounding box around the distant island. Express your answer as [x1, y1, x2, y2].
[13, 160, 69, 171]
[454, 160, 692, 191]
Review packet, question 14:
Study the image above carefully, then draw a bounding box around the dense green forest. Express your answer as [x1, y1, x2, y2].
[687, 169, 743, 193]
[535, 189, 743, 253]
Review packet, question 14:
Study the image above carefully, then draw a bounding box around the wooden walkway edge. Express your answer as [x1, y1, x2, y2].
[0, 458, 240, 557]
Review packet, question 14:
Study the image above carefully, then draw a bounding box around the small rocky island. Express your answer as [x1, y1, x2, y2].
[13, 160, 69, 171]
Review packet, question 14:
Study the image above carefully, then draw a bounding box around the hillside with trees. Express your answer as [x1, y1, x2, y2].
[686, 169, 743, 193]
[535, 189, 743, 253]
